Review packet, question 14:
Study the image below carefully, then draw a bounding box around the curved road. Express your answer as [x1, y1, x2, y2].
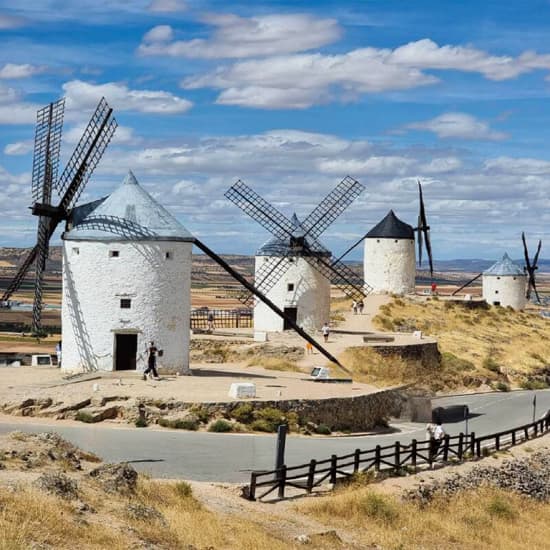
[0, 390, 548, 483]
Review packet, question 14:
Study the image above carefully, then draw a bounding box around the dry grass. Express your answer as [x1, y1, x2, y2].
[0, 478, 295, 550]
[371, 297, 550, 388]
[247, 356, 301, 372]
[300, 485, 550, 549]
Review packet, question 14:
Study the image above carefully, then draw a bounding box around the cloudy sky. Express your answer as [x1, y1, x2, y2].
[0, 0, 548, 262]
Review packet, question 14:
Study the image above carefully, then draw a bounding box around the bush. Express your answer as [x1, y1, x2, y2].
[494, 381, 510, 392]
[174, 481, 193, 498]
[75, 411, 95, 424]
[158, 417, 200, 431]
[231, 403, 255, 424]
[208, 419, 233, 433]
[520, 380, 549, 390]
[314, 424, 332, 435]
[135, 417, 147, 428]
[357, 493, 398, 523]
[189, 405, 211, 424]
[487, 495, 516, 519]
[482, 355, 500, 373]
[252, 407, 287, 432]
[250, 419, 276, 432]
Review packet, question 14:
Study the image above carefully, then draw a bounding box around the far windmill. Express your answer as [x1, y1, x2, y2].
[0, 97, 117, 334]
[335, 181, 433, 295]
[225, 177, 371, 332]
[522, 232, 542, 303]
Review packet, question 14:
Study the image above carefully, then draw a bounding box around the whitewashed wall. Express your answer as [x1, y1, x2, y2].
[61, 239, 192, 373]
[482, 275, 527, 310]
[253, 256, 330, 332]
[364, 238, 416, 294]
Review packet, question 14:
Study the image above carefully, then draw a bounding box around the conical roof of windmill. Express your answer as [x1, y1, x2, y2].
[256, 213, 331, 257]
[64, 171, 194, 242]
[366, 210, 414, 239]
[484, 253, 525, 277]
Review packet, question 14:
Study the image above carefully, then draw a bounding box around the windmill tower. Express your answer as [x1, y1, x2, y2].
[61, 171, 194, 373]
[1, 97, 117, 333]
[333, 182, 433, 295]
[363, 210, 416, 294]
[482, 253, 527, 310]
[225, 177, 370, 332]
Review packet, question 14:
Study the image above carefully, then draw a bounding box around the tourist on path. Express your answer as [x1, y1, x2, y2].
[207, 312, 215, 332]
[431, 421, 446, 458]
[357, 300, 364, 315]
[321, 322, 330, 343]
[55, 341, 62, 368]
[305, 341, 313, 354]
[351, 300, 358, 315]
[143, 341, 160, 380]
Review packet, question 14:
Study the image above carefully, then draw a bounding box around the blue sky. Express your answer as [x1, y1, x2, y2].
[0, 0, 549, 262]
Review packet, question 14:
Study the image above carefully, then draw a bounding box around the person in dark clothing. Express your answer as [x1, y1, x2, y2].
[143, 341, 159, 380]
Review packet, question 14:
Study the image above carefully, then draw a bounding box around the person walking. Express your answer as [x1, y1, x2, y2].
[55, 341, 62, 368]
[357, 300, 364, 315]
[207, 312, 215, 332]
[321, 322, 330, 343]
[305, 341, 313, 355]
[431, 421, 446, 459]
[143, 341, 159, 380]
[351, 300, 358, 315]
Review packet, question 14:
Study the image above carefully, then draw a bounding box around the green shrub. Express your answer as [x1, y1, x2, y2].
[174, 481, 193, 498]
[487, 495, 516, 519]
[250, 419, 275, 432]
[482, 355, 500, 373]
[494, 381, 510, 392]
[231, 403, 255, 423]
[357, 493, 399, 523]
[520, 380, 549, 390]
[207, 419, 233, 433]
[75, 411, 95, 423]
[441, 352, 475, 372]
[252, 407, 287, 432]
[314, 424, 332, 435]
[158, 417, 199, 431]
[189, 405, 211, 424]
[135, 417, 147, 428]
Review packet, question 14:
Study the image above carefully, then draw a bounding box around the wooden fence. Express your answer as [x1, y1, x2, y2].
[190, 308, 253, 330]
[246, 415, 550, 501]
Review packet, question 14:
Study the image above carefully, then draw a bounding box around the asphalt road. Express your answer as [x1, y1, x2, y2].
[0, 389, 548, 483]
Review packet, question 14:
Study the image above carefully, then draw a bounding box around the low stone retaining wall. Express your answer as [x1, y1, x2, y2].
[370, 342, 441, 370]
[0, 387, 405, 433]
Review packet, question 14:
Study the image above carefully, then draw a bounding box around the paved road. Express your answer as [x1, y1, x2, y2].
[0, 390, 548, 483]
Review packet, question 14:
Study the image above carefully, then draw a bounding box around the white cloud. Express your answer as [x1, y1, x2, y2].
[183, 38, 550, 109]
[4, 141, 33, 155]
[0, 63, 46, 79]
[148, 0, 186, 12]
[143, 25, 173, 43]
[405, 112, 508, 141]
[62, 80, 193, 114]
[139, 13, 341, 58]
[484, 157, 550, 175]
[0, 84, 40, 124]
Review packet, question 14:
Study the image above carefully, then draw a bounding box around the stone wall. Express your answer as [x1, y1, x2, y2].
[370, 341, 441, 369]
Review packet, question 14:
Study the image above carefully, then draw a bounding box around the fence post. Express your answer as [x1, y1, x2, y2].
[470, 432, 476, 455]
[307, 459, 316, 493]
[534, 421, 538, 437]
[278, 465, 287, 499]
[476, 439, 481, 458]
[248, 472, 257, 501]
[511, 430, 516, 446]
[524, 426, 529, 441]
[458, 433, 464, 460]
[394, 441, 401, 472]
[375, 445, 381, 472]
[354, 449, 360, 473]
[443, 435, 450, 461]
[428, 437, 435, 468]
[330, 455, 337, 484]
[411, 439, 417, 471]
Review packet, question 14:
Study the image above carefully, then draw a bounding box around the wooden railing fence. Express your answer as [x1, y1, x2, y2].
[246, 415, 550, 501]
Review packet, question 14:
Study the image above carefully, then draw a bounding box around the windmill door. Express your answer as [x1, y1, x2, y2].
[115, 334, 138, 370]
[283, 307, 298, 330]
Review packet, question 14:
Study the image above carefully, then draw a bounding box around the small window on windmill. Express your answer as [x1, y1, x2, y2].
[120, 299, 131, 309]
[495, 290, 499, 294]
[513, 276, 517, 280]
[110, 250, 120, 258]
[165, 251, 173, 260]
[72, 247, 80, 255]
[394, 239, 398, 243]
[497, 276, 501, 280]
[288, 258, 294, 263]
[287, 283, 295, 292]
[377, 239, 380, 243]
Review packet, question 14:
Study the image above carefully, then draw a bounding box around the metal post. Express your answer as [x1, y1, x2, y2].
[532, 394, 537, 424]
[275, 424, 287, 471]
